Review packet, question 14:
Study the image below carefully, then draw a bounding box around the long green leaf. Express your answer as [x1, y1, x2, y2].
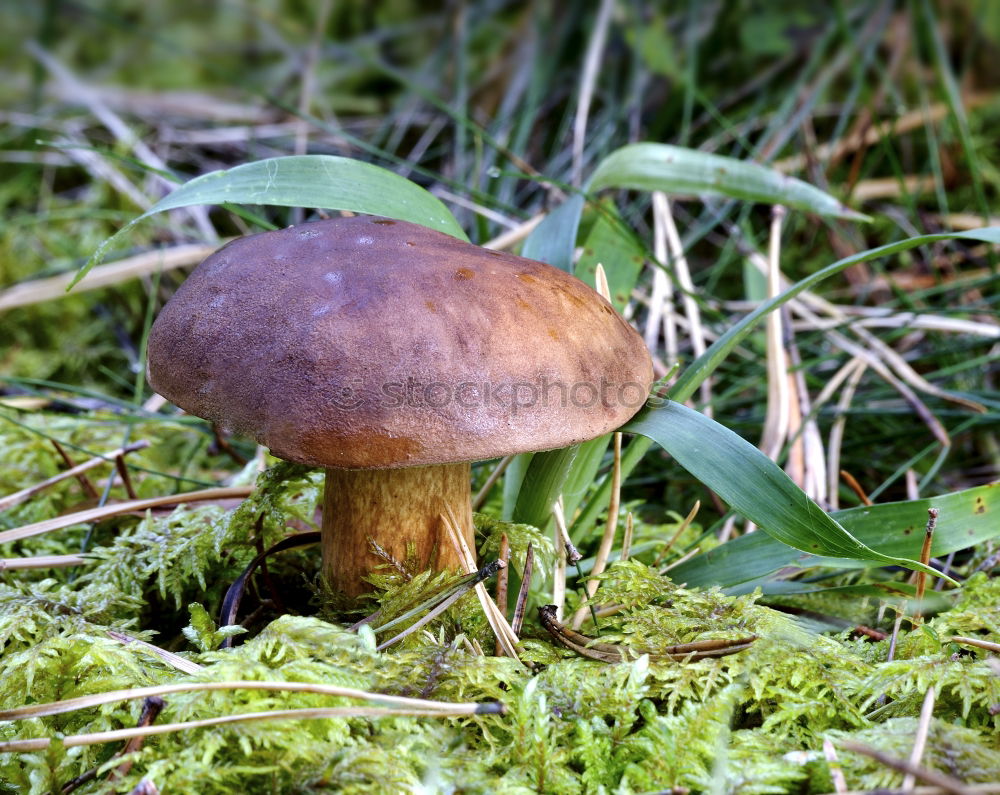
[623, 400, 946, 579]
[512, 445, 579, 529]
[586, 142, 869, 220]
[571, 227, 1000, 539]
[73, 155, 467, 288]
[670, 482, 1000, 588]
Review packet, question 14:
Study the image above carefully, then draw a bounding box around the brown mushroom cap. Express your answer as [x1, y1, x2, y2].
[147, 216, 654, 468]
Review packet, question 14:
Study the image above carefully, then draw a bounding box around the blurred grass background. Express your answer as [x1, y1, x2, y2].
[0, 0, 997, 514]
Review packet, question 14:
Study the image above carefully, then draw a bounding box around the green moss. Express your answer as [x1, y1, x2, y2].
[2, 461, 999, 793]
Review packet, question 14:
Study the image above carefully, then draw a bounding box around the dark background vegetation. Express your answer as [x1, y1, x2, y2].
[2, 0, 998, 513]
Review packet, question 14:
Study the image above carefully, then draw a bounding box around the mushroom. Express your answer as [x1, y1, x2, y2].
[146, 216, 654, 597]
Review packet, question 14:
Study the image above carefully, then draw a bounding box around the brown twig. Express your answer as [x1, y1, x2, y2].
[113, 452, 138, 500]
[61, 697, 165, 793]
[510, 543, 533, 637]
[50, 440, 99, 499]
[835, 738, 976, 795]
[106, 697, 166, 785]
[539, 605, 755, 663]
[472, 455, 514, 510]
[211, 423, 249, 466]
[851, 625, 888, 641]
[913, 508, 939, 623]
[219, 531, 321, 647]
[0, 440, 150, 513]
[654, 501, 700, 566]
[840, 470, 873, 506]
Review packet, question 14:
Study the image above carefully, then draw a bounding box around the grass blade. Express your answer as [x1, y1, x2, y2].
[671, 482, 1000, 588]
[74, 155, 467, 288]
[512, 446, 579, 529]
[624, 400, 948, 579]
[520, 193, 585, 273]
[586, 142, 870, 220]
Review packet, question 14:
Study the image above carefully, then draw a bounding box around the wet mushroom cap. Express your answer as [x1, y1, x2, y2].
[146, 216, 655, 468]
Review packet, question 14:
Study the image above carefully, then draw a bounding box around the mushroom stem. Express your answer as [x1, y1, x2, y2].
[321, 463, 475, 598]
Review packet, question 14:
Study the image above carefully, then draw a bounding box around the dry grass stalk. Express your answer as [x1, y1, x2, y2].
[571, 0, 614, 187]
[902, 686, 937, 791]
[0, 486, 254, 546]
[0, 704, 501, 754]
[660, 545, 701, 573]
[793, 294, 987, 414]
[783, 310, 1000, 339]
[0, 681, 504, 724]
[0, 244, 217, 311]
[375, 561, 504, 652]
[552, 497, 568, 619]
[441, 506, 521, 661]
[759, 206, 789, 462]
[294, 0, 333, 160]
[655, 501, 700, 565]
[849, 174, 937, 201]
[785, 334, 827, 503]
[621, 512, 634, 562]
[794, 303, 953, 445]
[569, 265, 624, 628]
[510, 543, 533, 637]
[434, 188, 522, 229]
[821, 738, 849, 795]
[933, 211, 1000, 230]
[27, 42, 217, 240]
[826, 359, 868, 510]
[949, 636, 1000, 654]
[661, 196, 712, 414]
[0, 553, 89, 571]
[825, 788, 1000, 795]
[739, 239, 985, 424]
[784, 364, 806, 489]
[772, 93, 991, 174]
[483, 213, 544, 251]
[106, 630, 203, 675]
[648, 192, 678, 361]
